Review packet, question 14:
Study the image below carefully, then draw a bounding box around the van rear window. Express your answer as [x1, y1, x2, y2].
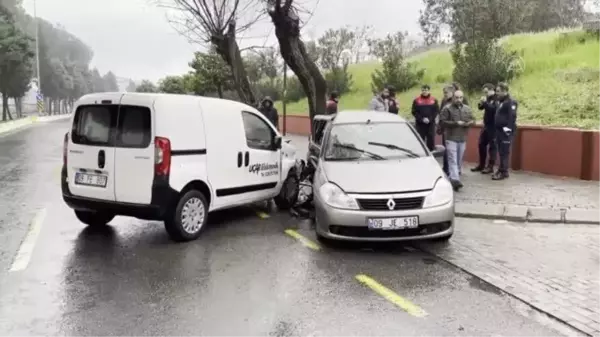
[116, 106, 151, 148]
[72, 105, 118, 146]
[71, 104, 151, 148]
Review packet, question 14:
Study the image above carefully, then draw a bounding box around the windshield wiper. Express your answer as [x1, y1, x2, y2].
[368, 142, 420, 158]
[330, 143, 385, 160]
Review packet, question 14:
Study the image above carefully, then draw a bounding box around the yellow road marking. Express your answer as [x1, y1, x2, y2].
[355, 274, 428, 317]
[9, 208, 47, 272]
[255, 211, 270, 219]
[284, 229, 320, 251]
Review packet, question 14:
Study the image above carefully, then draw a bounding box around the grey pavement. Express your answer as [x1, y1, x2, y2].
[0, 120, 584, 336]
[284, 133, 600, 225]
[418, 219, 600, 336]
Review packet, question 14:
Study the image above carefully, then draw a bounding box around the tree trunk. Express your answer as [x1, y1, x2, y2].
[268, 2, 327, 127]
[1, 95, 7, 121]
[211, 21, 257, 106]
[217, 84, 223, 98]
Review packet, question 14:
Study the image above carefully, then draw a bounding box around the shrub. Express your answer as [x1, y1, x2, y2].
[325, 65, 354, 95]
[451, 38, 522, 92]
[283, 76, 306, 102]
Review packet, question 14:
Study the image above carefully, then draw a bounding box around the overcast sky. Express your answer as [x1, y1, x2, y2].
[22, 0, 423, 82]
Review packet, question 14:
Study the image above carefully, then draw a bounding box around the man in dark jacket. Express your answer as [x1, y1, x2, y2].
[472, 83, 498, 174]
[492, 82, 517, 181]
[326, 91, 339, 114]
[439, 85, 455, 176]
[412, 84, 440, 150]
[258, 96, 279, 129]
[387, 85, 399, 115]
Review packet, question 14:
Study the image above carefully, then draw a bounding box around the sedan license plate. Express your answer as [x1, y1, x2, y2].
[74, 172, 107, 188]
[367, 216, 419, 230]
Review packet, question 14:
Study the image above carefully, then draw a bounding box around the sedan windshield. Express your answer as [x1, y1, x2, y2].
[323, 122, 428, 161]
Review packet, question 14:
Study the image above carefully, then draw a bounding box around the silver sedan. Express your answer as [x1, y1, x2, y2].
[311, 111, 455, 242]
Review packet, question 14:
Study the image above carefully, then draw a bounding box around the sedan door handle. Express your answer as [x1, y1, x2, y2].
[244, 151, 249, 167]
[237, 152, 242, 168]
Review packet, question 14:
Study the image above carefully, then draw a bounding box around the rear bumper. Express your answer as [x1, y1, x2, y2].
[61, 166, 179, 221]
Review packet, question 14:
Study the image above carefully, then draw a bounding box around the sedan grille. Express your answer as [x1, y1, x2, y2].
[356, 197, 424, 211]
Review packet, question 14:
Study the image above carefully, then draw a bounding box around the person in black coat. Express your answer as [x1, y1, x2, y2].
[492, 82, 518, 181]
[472, 83, 498, 174]
[258, 96, 279, 129]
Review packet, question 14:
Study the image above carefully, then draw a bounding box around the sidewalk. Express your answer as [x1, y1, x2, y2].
[0, 114, 70, 136]
[284, 134, 599, 224]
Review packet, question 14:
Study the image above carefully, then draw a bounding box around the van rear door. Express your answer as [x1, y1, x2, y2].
[68, 94, 123, 201]
[114, 94, 155, 205]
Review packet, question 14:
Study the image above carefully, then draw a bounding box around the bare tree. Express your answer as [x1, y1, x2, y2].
[266, 0, 327, 123]
[157, 0, 263, 105]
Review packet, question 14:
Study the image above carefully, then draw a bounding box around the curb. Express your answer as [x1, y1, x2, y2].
[0, 114, 71, 136]
[455, 202, 599, 225]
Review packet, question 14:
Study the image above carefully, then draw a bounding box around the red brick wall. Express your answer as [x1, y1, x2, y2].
[279, 115, 600, 180]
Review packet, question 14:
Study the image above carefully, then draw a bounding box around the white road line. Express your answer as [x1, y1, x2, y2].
[9, 208, 47, 272]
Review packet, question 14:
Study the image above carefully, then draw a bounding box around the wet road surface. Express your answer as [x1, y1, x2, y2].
[0, 120, 587, 336]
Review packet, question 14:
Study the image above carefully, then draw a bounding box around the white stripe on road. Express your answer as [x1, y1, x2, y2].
[9, 208, 47, 272]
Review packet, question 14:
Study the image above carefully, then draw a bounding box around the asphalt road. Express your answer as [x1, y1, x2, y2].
[0, 120, 584, 336]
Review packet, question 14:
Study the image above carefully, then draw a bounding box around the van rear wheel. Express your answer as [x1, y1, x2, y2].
[74, 210, 115, 227]
[165, 190, 208, 242]
[274, 173, 299, 210]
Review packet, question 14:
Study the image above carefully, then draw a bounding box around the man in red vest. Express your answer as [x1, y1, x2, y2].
[411, 84, 440, 150]
[326, 91, 339, 114]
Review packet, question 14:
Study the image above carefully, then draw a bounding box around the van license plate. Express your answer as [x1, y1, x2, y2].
[74, 172, 107, 187]
[367, 216, 419, 230]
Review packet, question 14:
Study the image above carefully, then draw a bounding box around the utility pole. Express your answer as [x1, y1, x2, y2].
[33, 0, 43, 114]
[282, 62, 287, 136]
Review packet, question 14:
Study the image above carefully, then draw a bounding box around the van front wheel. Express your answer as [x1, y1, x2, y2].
[74, 210, 115, 227]
[165, 190, 208, 242]
[274, 173, 299, 210]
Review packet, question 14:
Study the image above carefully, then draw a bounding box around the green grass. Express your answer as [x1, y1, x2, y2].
[275, 29, 600, 129]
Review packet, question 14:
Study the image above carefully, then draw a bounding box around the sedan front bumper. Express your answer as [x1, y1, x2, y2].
[314, 193, 454, 242]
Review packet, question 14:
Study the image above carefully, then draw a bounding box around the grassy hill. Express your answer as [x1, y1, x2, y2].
[275, 29, 599, 129]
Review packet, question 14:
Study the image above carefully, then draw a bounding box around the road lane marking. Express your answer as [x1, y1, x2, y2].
[9, 208, 47, 272]
[256, 211, 270, 219]
[355, 274, 428, 318]
[284, 229, 320, 251]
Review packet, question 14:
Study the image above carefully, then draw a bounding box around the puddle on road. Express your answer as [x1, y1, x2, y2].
[468, 276, 504, 296]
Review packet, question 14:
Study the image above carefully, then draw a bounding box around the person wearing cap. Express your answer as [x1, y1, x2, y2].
[411, 84, 440, 151]
[258, 96, 279, 129]
[492, 82, 518, 181]
[326, 91, 339, 114]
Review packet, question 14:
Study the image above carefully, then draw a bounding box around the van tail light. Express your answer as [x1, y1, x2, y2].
[154, 137, 171, 176]
[63, 132, 69, 167]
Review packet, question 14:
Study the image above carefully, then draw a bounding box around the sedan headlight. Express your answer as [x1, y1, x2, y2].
[422, 177, 453, 208]
[319, 182, 359, 210]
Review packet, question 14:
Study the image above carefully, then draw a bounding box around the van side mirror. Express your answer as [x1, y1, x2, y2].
[432, 144, 445, 158]
[273, 135, 282, 150]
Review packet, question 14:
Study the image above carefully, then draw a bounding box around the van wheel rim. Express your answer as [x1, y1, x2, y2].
[181, 197, 205, 234]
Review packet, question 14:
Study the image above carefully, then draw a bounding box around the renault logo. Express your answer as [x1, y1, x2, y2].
[387, 198, 396, 210]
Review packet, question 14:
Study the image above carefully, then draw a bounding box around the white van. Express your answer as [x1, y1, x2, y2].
[62, 92, 300, 241]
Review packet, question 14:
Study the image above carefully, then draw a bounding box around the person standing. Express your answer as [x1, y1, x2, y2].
[492, 82, 517, 181]
[368, 87, 390, 112]
[387, 85, 399, 115]
[472, 83, 498, 174]
[412, 84, 440, 151]
[438, 85, 455, 176]
[258, 96, 279, 129]
[326, 91, 339, 114]
[439, 90, 475, 190]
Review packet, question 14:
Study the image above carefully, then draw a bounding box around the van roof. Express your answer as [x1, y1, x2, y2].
[77, 92, 256, 114]
[332, 110, 408, 124]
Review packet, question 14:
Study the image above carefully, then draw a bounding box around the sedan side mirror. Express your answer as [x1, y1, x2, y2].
[273, 135, 283, 150]
[432, 144, 445, 158]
